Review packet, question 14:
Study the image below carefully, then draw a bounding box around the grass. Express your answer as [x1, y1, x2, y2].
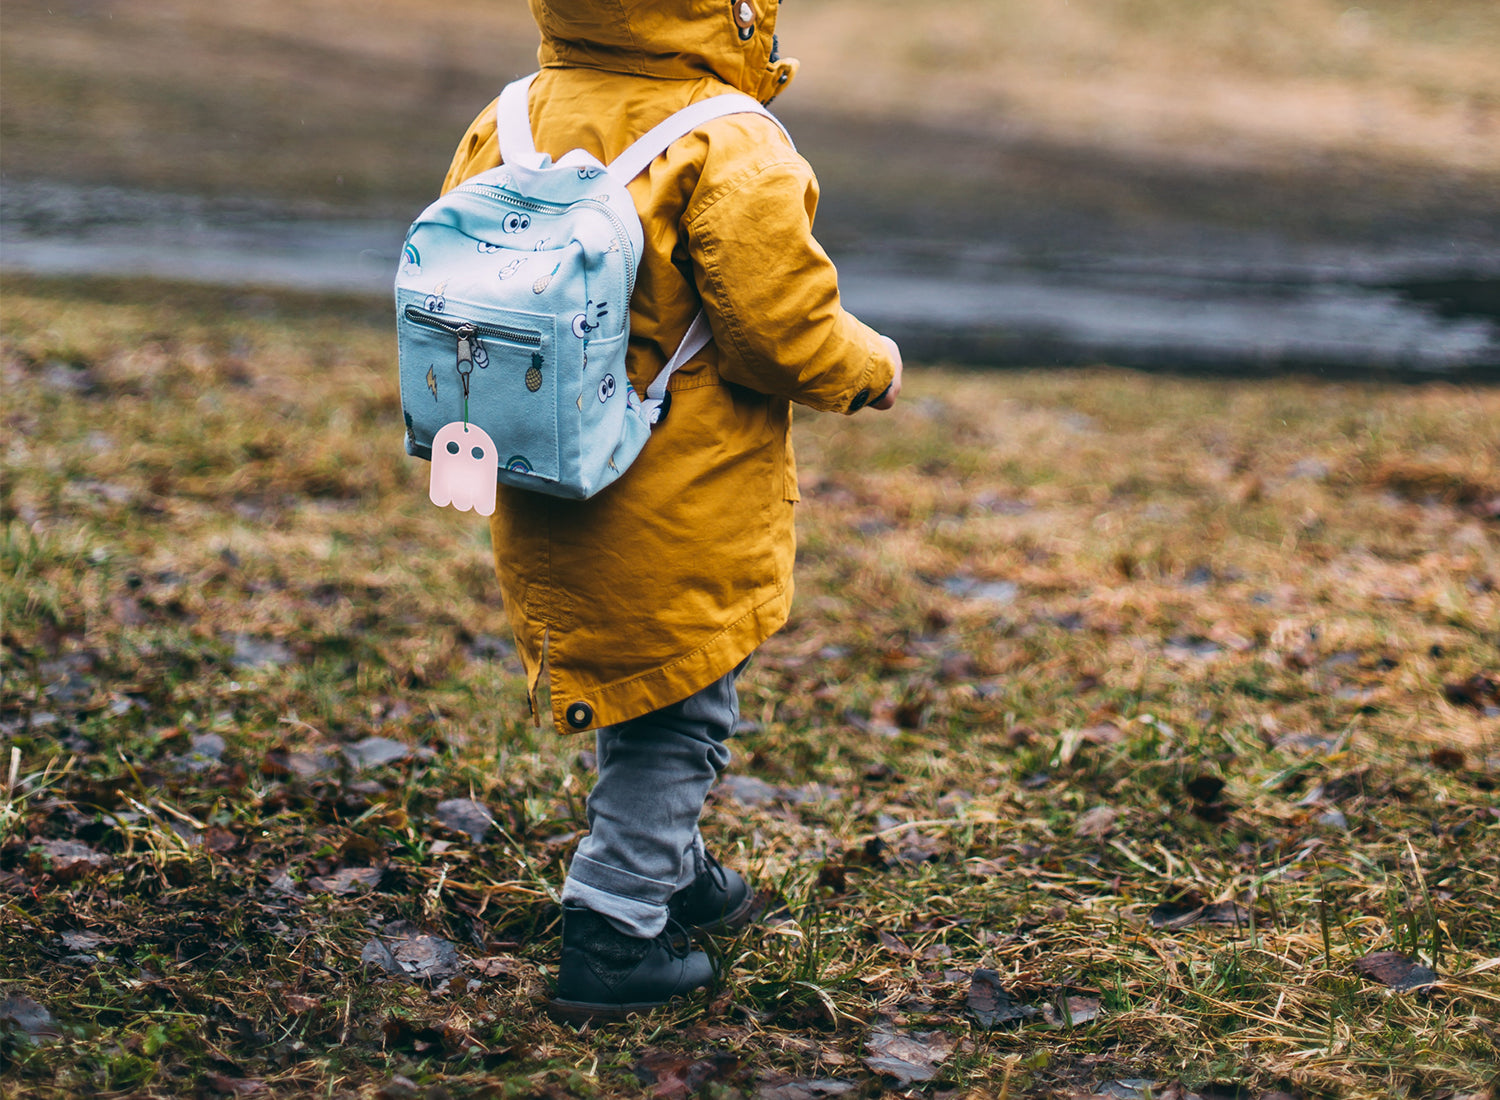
[1, 273, 1498, 1099]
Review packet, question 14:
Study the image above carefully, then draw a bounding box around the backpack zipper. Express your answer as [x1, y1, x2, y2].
[461, 183, 637, 291]
[404, 305, 542, 348]
[405, 305, 544, 402]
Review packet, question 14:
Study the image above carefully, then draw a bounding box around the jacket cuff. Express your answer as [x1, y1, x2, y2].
[842, 337, 897, 415]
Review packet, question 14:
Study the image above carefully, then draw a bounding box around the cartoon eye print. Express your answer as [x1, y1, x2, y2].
[597, 374, 616, 403]
[498, 259, 525, 280]
[577, 167, 603, 180]
[471, 344, 489, 370]
[477, 241, 503, 254]
[424, 292, 446, 313]
[502, 212, 532, 234]
[571, 300, 609, 339]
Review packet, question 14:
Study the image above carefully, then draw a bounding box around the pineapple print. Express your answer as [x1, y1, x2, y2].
[525, 352, 544, 393]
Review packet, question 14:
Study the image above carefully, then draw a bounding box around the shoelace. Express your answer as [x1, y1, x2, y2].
[657, 917, 695, 960]
[699, 850, 729, 891]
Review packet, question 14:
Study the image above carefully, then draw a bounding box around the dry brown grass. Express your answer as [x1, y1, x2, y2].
[1, 275, 1498, 1099]
[790, 0, 1500, 173]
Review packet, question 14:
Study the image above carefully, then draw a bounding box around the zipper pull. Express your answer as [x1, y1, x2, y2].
[455, 324, 476, 398]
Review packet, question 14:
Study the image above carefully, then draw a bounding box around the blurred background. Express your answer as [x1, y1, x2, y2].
[3, 0, 1498, 374]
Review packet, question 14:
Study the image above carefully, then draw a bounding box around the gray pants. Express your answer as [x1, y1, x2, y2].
[560, 665, 741, 938]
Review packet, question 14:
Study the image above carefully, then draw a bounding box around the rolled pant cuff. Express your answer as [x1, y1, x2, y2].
[561, 878, 668, 939]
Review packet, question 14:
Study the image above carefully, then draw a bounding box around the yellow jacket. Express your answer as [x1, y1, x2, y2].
[441, 0, 897, 734]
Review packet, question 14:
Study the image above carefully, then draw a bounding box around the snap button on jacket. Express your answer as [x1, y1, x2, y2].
[440, 0, 897, 734]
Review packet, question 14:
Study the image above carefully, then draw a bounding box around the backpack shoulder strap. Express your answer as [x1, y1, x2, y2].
[612, 94, 794, 422]
[492, 74, 796, 426]
[608, 93, 794, 184]
[495, 72, 543, 169]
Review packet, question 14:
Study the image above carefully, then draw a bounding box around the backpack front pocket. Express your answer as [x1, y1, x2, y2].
[398, 302, 560, 485]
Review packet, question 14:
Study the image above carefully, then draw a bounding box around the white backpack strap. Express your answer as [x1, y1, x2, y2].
[607, 94, 794, 186]
[640, 311, 712, 425]
[615, 95, 792, 423]
[494, 77, 792, 426]
[495, 72, 544, 169]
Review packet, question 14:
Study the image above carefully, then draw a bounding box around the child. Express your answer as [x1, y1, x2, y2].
[438, 0, 902, 1021]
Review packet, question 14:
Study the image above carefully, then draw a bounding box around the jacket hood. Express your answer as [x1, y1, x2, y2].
[528, 0, 799, 104]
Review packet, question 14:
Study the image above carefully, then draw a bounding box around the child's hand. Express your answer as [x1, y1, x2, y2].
[870, 336, 903, 410]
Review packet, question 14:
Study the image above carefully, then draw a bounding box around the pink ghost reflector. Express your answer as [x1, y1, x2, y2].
[429, 421, 499, 516]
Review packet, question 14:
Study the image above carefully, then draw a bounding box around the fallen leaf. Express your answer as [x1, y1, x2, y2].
[59, 930, 111, 952]
[1196, 900, 1253, 927]
[1043, 994, 1102, 1028]
[384, 931, 461, 983]
[466, 956, 529, 979]
[967, 969, 1038, 1028]
[434, 797, 495, 842]
[344, 737, 411, 769]
[753, 1077, 857, 1100]
[361, 938, 401, 975]
[862, 1028, 955, 1086]
[1057, 723, 1123, 766]
[1150, 899, 1252, 931]
[1090, 1081, 1169, 1100]
[0, 994, 62, 1043]
[877, 930, 914, 957]
[633, 1049, 740, 1098]
[203, 826, 240, 853]
[1351, 951, 1438, 992]
[284, 995, 320, 1014]
[30, 839, 110, 879]
[892, 829, 945, 864]
[306, 866, 382, 895]
[1074, 806, 1118, 838]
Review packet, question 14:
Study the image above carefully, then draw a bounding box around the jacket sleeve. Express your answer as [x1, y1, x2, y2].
[686, 143, 896, 414]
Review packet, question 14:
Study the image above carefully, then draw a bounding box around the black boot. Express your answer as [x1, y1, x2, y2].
[669, 851, 754, 933]
[547, 905, 716, 1023]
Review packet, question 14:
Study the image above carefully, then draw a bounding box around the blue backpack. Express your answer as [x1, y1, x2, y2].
[395, 72, 791, 505]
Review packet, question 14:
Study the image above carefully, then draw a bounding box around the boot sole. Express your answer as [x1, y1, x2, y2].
[545, 996, 683, 1025]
